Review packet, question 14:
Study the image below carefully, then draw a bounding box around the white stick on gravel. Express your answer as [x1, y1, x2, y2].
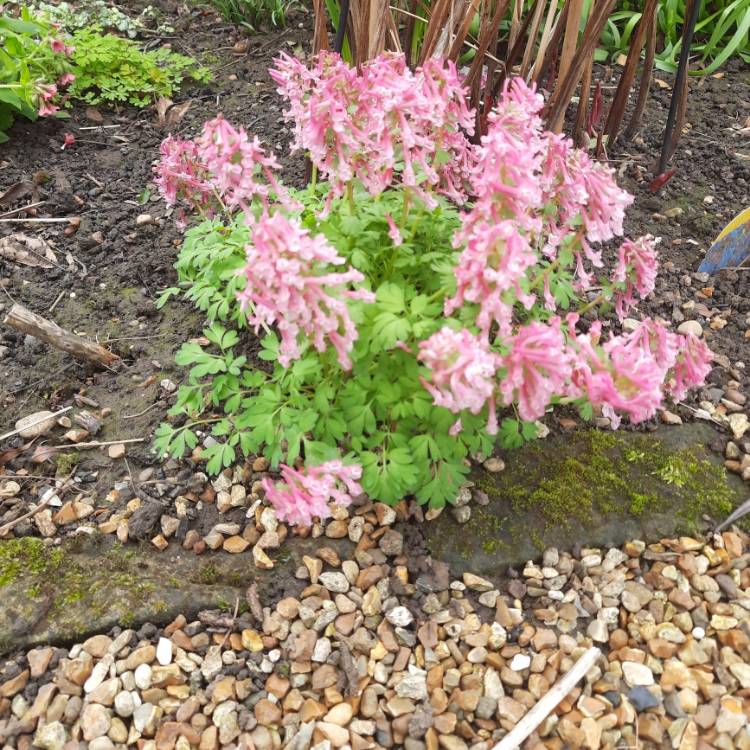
[492, 646, 602, 750]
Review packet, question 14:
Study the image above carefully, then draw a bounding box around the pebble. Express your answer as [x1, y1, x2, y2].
[2, 486, 749, 750]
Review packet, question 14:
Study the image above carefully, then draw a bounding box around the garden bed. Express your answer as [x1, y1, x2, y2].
[0, 2, 750, 748]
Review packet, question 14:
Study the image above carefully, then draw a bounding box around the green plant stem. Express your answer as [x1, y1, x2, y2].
[401, 188, 411, 225]
[346, 182, 354, 214]
[529, 259, 560, 291]
[577, 293, 606, 315]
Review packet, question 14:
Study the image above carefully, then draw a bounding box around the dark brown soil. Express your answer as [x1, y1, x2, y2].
[0, 1, 310, 492]
[0, 3, 748, 501]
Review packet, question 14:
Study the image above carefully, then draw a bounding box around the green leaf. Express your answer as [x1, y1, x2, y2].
[375, 282, 406, 314]
[498, 418, 527, 449]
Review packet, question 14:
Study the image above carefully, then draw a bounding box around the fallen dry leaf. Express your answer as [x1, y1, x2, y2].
[85, 107, 104, 124]
[0, 180, 35, 208]
[30, 444, 57, 464]
[655, 79, 671, 89]
[155, 97, 192, 129]
[0, 233, 58, 268]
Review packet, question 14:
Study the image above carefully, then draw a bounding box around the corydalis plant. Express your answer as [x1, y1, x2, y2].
[154, 51, 712, 521]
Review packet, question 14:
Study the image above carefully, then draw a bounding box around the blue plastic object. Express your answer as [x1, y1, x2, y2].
[698, 220, 750, 275]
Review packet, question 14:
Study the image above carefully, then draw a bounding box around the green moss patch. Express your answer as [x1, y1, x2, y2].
[427, 424, 745, 575]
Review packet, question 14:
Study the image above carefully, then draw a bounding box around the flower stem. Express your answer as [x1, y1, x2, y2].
[401, 188, 411, 225]
[577, 293, 606, 315]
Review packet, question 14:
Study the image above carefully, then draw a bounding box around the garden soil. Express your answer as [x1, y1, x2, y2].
[0, 0, 748, 498]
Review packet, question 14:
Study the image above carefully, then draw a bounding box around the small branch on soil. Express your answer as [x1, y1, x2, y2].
[0, 406, 72, 443]
[0, 201, 45, 219]
[84, 173, 105, 188]
[219, 597, 241, 648]
[492, 647, 601, 750]
[76, 125, 121, 130]
[123, 402, 164, 420]
[0, 467, 77, 538]
[0, 217, 73, 224]
[49, 290, 66, 314]
[101, 333, 170, 343]
[55, 437, 146, 451]
[3, 303, 120, 369]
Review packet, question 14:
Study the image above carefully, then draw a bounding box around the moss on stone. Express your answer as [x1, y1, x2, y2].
[0, 537, 158, 623]
[454, 427, 741, 559]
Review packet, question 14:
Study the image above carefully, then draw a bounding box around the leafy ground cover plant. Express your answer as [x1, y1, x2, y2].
[66, 27, 210, 106]
[0, 8, 75, 142]
[154, 52, 713, 520]
[30, 1, 174, 38]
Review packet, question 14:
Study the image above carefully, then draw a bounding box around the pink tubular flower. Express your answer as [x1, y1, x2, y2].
[58, 72, 76, 86]
[153, 136, 213, 211]
[61, 132, 75, 149]
[385, 214, 403, 246]
[262, 461, 363, 527]
[236, 212, 374, 370]
[197, 115, 296, 211]
[611, 235, 659, 319]
[49, 37, 74, 56]
[418, 327, 500, 432]
[499, 319, 572, 422]
[36, 83, 59, 117]
[670, 333, 713, 402]
[270, 51, 475, 204]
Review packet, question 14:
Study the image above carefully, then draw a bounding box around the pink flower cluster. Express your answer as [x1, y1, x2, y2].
[36, 84, 60, 117]
[569, 317, 713, 428]
[448, 78, 638, 338]
[154, 115, 292, 219]
[237, 212, 374, 370]
[417, 327, 501, 433]
[262, 461, 363, 527]
[35, 34, 76, 118]
[420, 316, 713, 430]
[271, 51, 475, 205]
[611, 235, 659, 319]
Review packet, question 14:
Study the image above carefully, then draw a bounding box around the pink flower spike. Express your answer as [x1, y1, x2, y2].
[670, 332, 713, 402]
[153, 136, 213, 212]
[611, 235, 659, 319]
[499, 319, 572, 421]
[236, 212, 374, 370]
[262, 461, 363, 527]
[418, 327, 500, 427]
